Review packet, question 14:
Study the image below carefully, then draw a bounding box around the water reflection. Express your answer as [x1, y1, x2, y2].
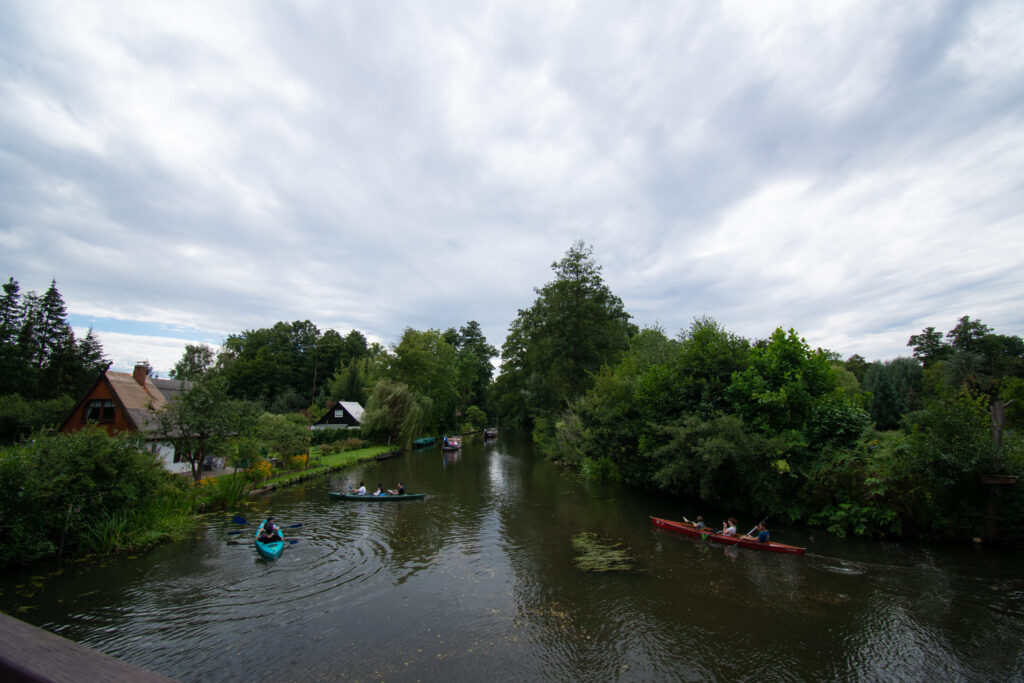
[0, 434, 1021, 681]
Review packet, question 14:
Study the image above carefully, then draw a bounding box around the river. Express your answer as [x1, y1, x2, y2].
[1, 433, 1022, 681]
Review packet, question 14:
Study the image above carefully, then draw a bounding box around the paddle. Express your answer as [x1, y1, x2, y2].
[682, 516, 713, 535]
[745, 516, 769, 538]
[231, 515, 303, 529]
[227, 539, 300, 546]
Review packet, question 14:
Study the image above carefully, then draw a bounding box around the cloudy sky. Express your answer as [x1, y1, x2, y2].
[2, 1, 1022, 375]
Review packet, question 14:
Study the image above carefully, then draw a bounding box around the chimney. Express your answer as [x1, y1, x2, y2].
[133, 363, 148, 386]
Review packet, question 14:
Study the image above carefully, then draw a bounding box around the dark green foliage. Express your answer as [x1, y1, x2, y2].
[908, 326, 951, 367]
[0, 429, 186, 566]
[843, 354, 869, 383]
[727, 328, 836, 434]
[498, 242, 635, 429]
[863, 363, 907, 430]
[0, 394, 75, 443]
[635, 317, 748, 422]
[447, 321, 498, 411]
[0, 278, 109, 443]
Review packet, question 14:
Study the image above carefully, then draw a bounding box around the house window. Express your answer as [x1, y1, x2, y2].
[334, 409, 344, 419]
[82, 399, 116, 424]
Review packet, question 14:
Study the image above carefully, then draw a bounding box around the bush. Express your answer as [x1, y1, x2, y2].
[0, 394, 75, 445]
[0, 429, 188, 566]
[247, 460, 273, 482]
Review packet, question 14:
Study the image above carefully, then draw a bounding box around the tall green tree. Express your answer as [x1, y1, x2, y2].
[445, 321, 497, 411]
[170, 343, 218, 381]
[390, 328, 458, 430]
[863, 362, 906, 430]
[636, 316, 750, 423]
[498, 241, 635, 426]
[908, 326, 951, 367]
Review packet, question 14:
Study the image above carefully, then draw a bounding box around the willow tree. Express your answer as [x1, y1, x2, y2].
[361, 380, 426, 449]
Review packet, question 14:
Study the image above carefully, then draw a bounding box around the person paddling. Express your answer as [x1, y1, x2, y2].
[351, 481, 367, 495]
[387, 482, 406, 495]
[258, 517, 282, 544]
[745, 522, 770, 543]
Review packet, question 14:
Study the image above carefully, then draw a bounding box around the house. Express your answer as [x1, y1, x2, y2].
[60, 363, 201, 474]
[311, 400, 364, 430]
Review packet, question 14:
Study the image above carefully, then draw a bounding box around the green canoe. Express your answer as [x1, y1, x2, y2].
[329, 491, 426, 501]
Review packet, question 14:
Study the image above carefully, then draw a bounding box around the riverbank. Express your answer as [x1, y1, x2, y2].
[244, 444, 394, 495]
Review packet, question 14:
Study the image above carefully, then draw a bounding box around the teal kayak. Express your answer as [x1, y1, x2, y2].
[329, 491, 426, 501]
[255, 519, 285, 560]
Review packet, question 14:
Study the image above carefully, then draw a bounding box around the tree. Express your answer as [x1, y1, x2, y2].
[361, 380, 425, 448]
[390, 328, 459, 430]
[636, 316, 749, 423]
[170, 344, 217, 381]
[254, 412, 309, 462]
[908, 326, 950, 367]
[0, 278, 21, 345]
[843, 354, 869, 383]
[150, 375, 253, 483]
[727, 327, 836, 435]
[863, 363, 906, 430]
[946, 315, 992, 353]
[450, 321, 498, 409]
[498, 241, 635, 424]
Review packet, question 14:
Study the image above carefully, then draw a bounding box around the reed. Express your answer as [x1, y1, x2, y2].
[83, 497, 194, 555]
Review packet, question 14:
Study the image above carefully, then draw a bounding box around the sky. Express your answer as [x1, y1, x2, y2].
[2, 0, 1023, 376]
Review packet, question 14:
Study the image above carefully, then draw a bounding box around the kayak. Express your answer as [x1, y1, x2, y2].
[255, 519, 285, 560]
[329, 491, 426, 501]
[650, 516, 805, 555]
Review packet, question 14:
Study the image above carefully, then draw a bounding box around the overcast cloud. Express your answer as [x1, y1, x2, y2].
[2, 0, 1022, 375]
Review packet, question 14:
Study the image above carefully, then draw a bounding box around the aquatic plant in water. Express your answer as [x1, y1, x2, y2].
[571, 532, 635, 572]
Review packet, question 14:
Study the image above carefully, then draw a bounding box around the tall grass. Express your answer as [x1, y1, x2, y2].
[83, 496, 194, 555]
[198, 472, 251, 507]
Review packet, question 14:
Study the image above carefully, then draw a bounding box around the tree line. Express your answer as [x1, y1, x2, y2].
[0, 278, 108, 442]
[3, 250, 1023, 545]
[490, 243, 1024, 544]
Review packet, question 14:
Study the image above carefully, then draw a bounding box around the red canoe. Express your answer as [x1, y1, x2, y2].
[650, 516, 805, 555]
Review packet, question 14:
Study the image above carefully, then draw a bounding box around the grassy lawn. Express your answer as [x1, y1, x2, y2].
[262, 444, 393, 487]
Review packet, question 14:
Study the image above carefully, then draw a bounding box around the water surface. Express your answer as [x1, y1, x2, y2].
[1, 433, 1022, 681]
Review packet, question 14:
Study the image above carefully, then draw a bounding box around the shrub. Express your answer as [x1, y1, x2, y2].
[0, 429, 188, 566]
[247, 460, 273, 481]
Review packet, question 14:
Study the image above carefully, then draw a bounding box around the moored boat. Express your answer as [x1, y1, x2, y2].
[650, 516, 805, 555]
[329, 491, 426, 501]
[255, 519, 286, 560]
[483, 428, 498, 439]
[413, 437, 436, 448]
